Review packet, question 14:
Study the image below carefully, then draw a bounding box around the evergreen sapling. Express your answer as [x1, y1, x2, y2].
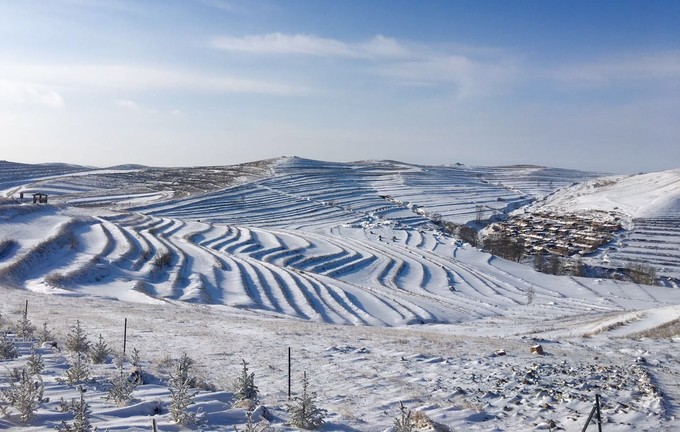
[168, 353, 198, 425]
[106, 365, 139, 406]
[286, 372, 327, 430]
[38, 321, 55, 344]
[393, 401, 414, 432]
[0, 368, 45, 423]
[0, 331, 18, 359]
[233, 359, 259, 406]
[58, 386, 93, 432]
[89, 334, 111, 364]
[26, 348, 45, 375]
[16, 314, 35, 341]
[65, 354, 91, 385]
[65, 320, 90, 355]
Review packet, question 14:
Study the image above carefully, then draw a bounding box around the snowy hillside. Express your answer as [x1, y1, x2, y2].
[1, 157, 679, 431]
[526, 169, 680, 280]
[538, 169, 680, 219]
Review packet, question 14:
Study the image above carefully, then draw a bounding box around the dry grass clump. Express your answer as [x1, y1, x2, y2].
[630, 318, 680, 339]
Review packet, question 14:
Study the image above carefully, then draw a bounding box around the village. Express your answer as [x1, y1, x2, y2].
[486, 209, 624, 258]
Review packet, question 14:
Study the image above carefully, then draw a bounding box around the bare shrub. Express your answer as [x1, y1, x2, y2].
[153, 251, 172, 269]
[627, 261, 656, 285]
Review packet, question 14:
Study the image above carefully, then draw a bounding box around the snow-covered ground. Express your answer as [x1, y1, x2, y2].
[1, 157, 679, 431]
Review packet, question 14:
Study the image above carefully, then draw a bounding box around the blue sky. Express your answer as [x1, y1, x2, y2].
[1, 0, 678, 173]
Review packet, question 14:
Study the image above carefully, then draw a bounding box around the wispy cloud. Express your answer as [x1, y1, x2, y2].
[211, 33, 517, 98]
[0, 64, 307, 96]
[212, 33, 412, 59]
[375, 55, 518, 98]
[213, 33, 356, 57]
[0, 79, 64, 108]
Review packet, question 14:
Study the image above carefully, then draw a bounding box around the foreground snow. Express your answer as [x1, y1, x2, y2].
[1, 288, 679, 431]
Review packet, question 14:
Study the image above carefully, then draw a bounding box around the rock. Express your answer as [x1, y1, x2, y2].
[530, 345, 544, 355]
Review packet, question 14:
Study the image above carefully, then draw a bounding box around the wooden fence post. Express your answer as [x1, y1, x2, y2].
[123, 318, 128, 355]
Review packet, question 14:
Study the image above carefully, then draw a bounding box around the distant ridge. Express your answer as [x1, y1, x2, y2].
[104, 164, 149, 170]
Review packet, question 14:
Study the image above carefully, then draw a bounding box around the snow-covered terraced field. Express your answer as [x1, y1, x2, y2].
[606, 217, 680, 280]
[1, 157, 679, 327]
[1, 157, 680, 431]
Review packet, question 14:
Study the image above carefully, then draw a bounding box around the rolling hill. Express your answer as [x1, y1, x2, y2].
[1, 157, 679, 431]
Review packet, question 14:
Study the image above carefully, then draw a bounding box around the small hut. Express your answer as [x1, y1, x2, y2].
[32, 193, 48, 204]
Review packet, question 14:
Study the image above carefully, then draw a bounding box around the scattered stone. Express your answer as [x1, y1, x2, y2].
[530, 345, 544, 355]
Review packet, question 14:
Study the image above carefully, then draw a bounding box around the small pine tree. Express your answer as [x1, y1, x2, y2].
[168, 353, 197, 425]
[0, 368, 45, 423]
[65, 320, 90, 355]
[58, 386, 93, 432]
[89, 334, 111, 364]
[38, 321, 55, 344]
[130, 347, 141, 367]
[16, 315, 35, 340]
[65, 354, 91, 385]
[26, 348, 45, 375]
[287, 372, 327, 430]
[106, 365, 139, 406]
[0, 331, 18, 359]
[394, 401, 414, 432]
[234, 359, 259, 403]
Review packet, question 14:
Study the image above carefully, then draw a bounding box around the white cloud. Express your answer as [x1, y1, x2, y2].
[212, 33, 415, 60]
[0, 79, 64, 108]
[0, 64, 307, 96]
[211, 33, 519, 98]
[212, 33, 354, 57]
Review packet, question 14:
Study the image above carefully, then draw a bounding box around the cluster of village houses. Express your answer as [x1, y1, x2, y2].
[489, 210, 623, 257]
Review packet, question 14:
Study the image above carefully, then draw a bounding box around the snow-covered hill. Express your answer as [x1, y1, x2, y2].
[0, 157, 679, 431]
[538, 169, 680, 219]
